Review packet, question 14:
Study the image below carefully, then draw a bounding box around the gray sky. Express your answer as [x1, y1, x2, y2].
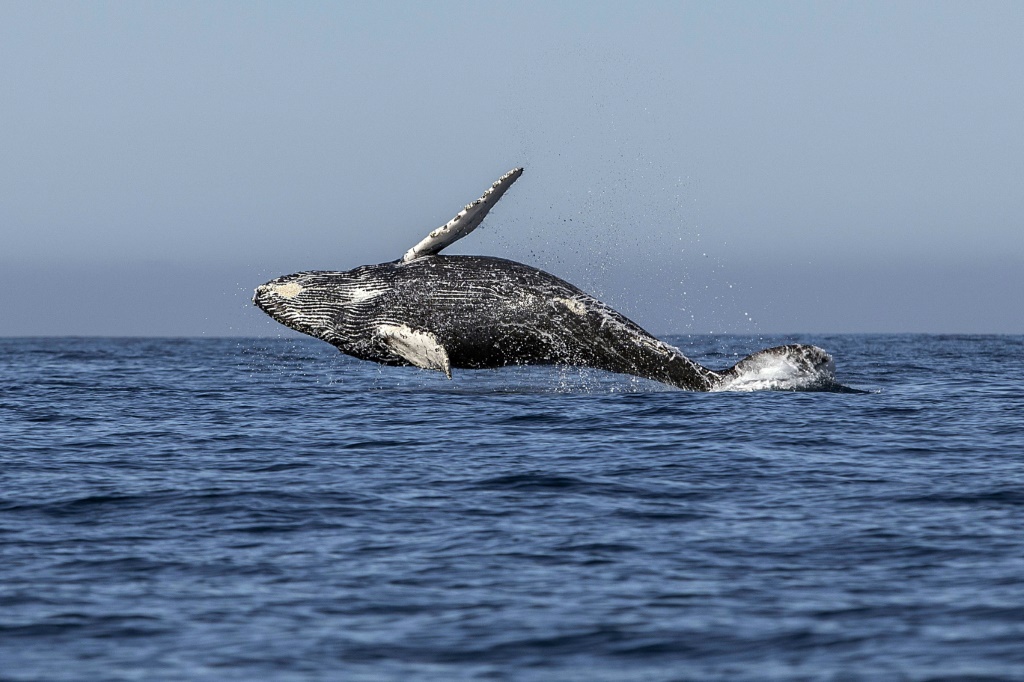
[2, 1, 1022, 336]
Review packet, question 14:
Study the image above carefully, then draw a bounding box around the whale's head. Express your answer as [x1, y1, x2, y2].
[253, 268, 388, 343]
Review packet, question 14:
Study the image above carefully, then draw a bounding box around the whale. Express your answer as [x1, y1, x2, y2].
[254, 168, 837, 391]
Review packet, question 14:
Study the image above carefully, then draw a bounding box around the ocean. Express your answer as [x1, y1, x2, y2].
[1, 334, 1022, 681]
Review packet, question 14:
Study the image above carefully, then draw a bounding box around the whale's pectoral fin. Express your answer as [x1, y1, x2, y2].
[376, 324, 452, 379]
[401, 167, 523, 262]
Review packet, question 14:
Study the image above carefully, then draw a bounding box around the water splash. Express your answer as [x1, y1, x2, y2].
[713, 345, 841, 392]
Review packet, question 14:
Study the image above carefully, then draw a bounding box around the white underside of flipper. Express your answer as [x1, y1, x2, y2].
[376, 324, 452, 378]
[401, 168, 523, 263]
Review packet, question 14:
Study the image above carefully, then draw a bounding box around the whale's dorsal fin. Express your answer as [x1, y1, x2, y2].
[401, 167, 523, 263]
[376, 323, 452, 379]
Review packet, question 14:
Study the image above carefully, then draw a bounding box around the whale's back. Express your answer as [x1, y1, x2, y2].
[371, 256, 720, 389]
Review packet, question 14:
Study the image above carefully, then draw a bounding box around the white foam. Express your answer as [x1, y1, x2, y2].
[713, 352, 836, 392]
[555, 297, 588, 317]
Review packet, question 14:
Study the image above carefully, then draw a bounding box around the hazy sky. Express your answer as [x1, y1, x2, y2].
[2, 1, 1022, 336]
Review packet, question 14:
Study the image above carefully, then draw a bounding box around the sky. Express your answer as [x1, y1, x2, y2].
[2, 1, 1022, 336]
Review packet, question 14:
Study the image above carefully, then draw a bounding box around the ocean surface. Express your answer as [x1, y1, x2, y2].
[2, 334, 1022, 681]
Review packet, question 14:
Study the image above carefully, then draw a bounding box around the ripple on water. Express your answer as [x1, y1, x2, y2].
[0, 335, 1022, 680]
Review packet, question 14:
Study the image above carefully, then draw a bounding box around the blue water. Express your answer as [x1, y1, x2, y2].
[2, 335, 1023, 681]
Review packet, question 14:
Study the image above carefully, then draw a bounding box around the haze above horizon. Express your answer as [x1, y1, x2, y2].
[2, 1, 1022, 336]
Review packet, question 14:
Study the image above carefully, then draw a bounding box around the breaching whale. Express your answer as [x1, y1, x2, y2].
[254, 168, 836, 391]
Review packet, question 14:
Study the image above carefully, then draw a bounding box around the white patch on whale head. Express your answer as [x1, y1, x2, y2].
[271, 281, 304, 299]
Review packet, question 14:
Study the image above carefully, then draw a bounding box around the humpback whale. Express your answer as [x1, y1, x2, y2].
[254, 168, 836, 391]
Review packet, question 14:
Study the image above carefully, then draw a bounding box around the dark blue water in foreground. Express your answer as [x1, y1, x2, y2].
[2, 335, 1023, 681]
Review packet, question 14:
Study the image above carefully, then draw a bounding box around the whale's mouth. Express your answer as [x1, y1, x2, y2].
[713, 344, 838, 392]
[252, 284, 269, 309]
